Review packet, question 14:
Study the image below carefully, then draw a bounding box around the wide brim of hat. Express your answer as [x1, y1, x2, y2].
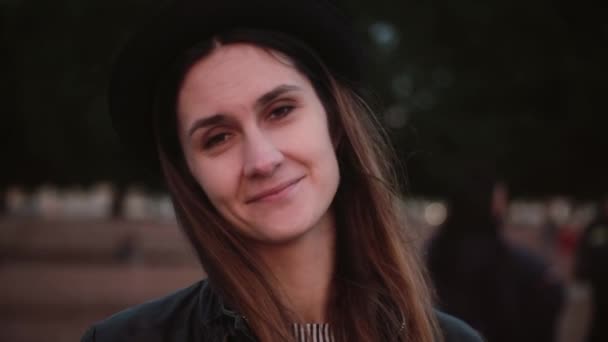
[109, 0, 364, 177]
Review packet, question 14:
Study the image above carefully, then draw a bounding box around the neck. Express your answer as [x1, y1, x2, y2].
[253, 212, 336, 323]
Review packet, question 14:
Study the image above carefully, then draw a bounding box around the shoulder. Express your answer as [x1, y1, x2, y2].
[80, 279, 207, 342]
[436, 310, 484, 342]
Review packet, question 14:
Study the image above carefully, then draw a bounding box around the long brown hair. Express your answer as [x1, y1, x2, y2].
[152, 29, 440, 342]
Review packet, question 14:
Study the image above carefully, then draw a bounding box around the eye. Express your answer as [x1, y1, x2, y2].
[268, 105, 294, 120]
[203, 132, 232, 150]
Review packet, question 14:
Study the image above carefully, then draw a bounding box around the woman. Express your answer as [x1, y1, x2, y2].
[82, 0, 482, 341]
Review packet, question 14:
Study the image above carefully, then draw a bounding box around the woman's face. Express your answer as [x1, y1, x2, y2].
[176, 43, 340, 245]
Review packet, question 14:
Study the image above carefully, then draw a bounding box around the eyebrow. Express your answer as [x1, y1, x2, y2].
[254, 84, 301, 111]
[187, 84, 302, 137]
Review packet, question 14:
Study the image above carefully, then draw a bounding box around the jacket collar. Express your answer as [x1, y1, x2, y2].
[198, 279, 252, 337]
[198, 279, 225, 325]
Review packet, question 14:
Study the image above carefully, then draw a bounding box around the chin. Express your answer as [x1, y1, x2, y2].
[250, 209, 334, 246]
[247, 221, 314, 245]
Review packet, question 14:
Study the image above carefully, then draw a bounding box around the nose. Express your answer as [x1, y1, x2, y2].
[242, 130, 284, 178]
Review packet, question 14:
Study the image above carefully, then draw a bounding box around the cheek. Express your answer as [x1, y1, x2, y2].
[312, 122, 341, 191]
[279, 107, 335, 155]
[188, 157, 241, 206]
[305, 116, 337, 165]
[316, 143, 340, 190]
[284, 116, 339, 184]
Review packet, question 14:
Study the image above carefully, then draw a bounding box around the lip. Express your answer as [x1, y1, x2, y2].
[245, 176, 304, 204]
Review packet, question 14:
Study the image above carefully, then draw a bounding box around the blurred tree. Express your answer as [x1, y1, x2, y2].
[0, 0, 168, 188]
[1, 0, 606, 198]
[339, 0, 608, 198]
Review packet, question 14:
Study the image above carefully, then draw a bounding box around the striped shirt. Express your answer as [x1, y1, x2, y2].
[292, 323, 334, 342]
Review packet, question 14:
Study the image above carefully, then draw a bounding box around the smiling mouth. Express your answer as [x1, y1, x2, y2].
[245, 176, 304, 204]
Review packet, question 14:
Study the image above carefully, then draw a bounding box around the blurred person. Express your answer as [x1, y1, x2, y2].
[427, 169, 564, 342]
[535, 198, 564, 264]
[574, 197, 608, 342]
[491, 181, 509, 222]
[556, 217, 585, 281]
[80, 1, 482, 341]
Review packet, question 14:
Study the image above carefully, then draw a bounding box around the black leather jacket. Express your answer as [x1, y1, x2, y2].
[81, 279, 483, 341]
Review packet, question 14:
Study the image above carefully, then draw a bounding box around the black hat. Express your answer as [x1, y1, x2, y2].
[109, 0, 365, 175]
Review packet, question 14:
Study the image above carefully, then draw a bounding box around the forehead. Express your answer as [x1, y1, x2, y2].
[177, 44, 310, 110]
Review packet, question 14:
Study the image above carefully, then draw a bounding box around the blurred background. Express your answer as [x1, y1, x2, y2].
[1, 0, 606, 341]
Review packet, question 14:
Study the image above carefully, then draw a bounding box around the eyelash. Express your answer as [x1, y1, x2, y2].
[203, 132, 232, 150]
[268, 105, 295, 120]
[201, 104, 295, 150]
